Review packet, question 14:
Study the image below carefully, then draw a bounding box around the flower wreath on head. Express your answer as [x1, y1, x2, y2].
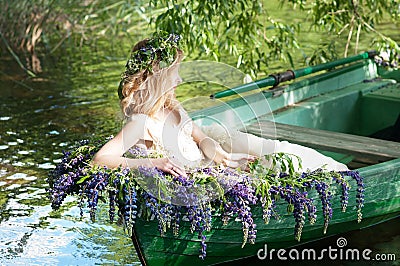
[118, 31, 182, 100]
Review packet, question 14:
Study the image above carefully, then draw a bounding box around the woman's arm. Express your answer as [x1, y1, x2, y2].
[92, 120, 147, 168]
[192, 123, 227, 164]
[192, 123, 254, 168]
[93, 119, 186, 177]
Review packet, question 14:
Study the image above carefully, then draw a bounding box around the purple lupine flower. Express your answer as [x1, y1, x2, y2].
[342, 170, 364, 222]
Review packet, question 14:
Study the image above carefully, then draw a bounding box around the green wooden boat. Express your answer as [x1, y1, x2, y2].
[131, 53, 400, 266]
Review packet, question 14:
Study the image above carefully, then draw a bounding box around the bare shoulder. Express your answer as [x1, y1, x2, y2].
[126, 113, 149, 125]
[123, 114, 146, 132]
[123, 114, 152, 140]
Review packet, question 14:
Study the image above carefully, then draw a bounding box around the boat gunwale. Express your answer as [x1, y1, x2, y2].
[190, 59, 378, 123]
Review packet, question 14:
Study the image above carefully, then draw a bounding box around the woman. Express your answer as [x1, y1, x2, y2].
[93, 32, 348, 176]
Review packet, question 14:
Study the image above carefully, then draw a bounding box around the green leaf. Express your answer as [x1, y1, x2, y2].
[77, 174, 91, 184]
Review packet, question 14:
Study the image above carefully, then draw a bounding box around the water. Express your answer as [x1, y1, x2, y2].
[1, 13, 399, 266]
[0, 51, 142, 265]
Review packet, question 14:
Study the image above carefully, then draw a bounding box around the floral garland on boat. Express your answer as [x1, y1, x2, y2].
[47, 136, 365, 260]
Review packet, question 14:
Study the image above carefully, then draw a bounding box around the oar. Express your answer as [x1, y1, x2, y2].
[210, 50, 377, 99]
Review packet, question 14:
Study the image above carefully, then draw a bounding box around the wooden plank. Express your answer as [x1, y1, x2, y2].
[244, 120, 400, 162]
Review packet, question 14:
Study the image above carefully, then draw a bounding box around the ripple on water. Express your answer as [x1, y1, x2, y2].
[0, 168, 8, 177]
[6, 173, 28, 180]
[37, 162, 55, 169]
[17, 150, 30, 155]
[0, 189, 139, 266]
[0, 171, 38, 190]
[5, 184, 22, 190]
[48, 130, 60, 135]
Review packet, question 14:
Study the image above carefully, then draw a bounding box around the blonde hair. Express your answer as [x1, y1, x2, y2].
[119, 39, 183, 119]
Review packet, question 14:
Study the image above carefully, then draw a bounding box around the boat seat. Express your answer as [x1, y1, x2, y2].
[243, 120, 400, 163]
[370, 114, 400, 142]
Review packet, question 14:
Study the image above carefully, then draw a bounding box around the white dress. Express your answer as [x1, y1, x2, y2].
[129, 108, 348, 172]
[201, 123, 349, 172]
[129, 109, 205, 169]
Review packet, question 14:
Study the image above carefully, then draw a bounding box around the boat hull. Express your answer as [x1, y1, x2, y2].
[132, 158, 400, 266]
[131, 61, 400, 265]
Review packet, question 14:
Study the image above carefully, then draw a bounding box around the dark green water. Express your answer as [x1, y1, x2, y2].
[1, 11, 399, 266]
[0, 51, 141, 264]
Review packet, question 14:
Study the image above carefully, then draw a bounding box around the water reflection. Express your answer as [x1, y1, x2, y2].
[0, 54, 139, 265]
[0, 181, 139, 265]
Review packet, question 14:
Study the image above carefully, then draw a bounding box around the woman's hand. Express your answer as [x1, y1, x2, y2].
[193, 124, 256, 170]
[150, 157, 187, 177]
[222, 153, 257, 170]
[198, 136, 256, 170]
